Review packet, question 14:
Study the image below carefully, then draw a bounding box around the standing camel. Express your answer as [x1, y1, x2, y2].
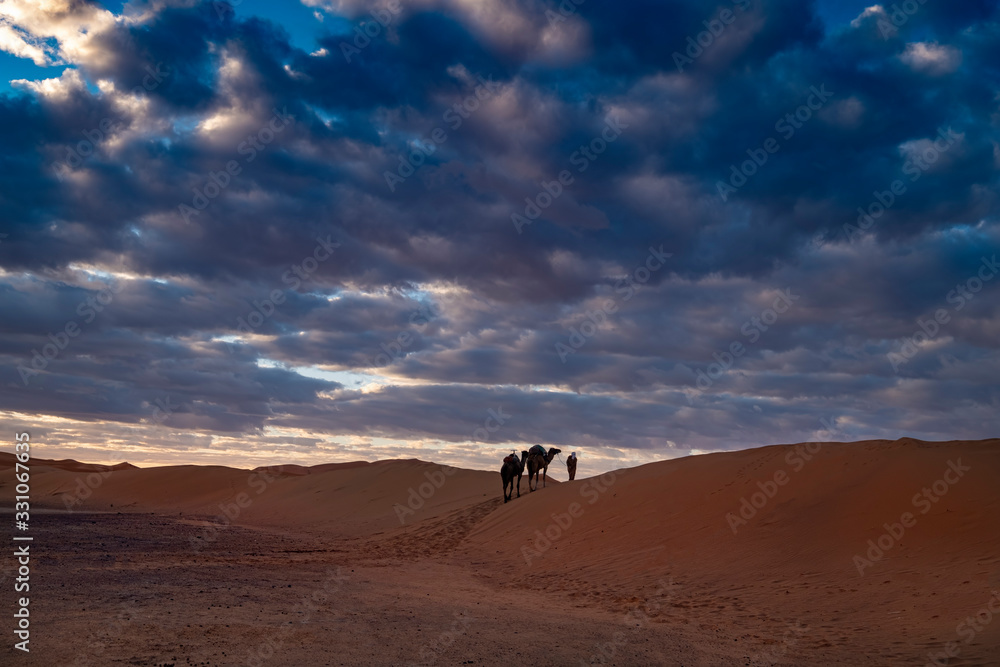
[526, 446, 562, 491]
[500, 450, 528, 503]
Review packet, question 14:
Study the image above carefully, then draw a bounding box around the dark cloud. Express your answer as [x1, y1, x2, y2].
[0, 0, 997, 468]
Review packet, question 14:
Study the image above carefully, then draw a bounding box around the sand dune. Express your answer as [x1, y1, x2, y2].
[459, 438, 1000, 662]
[1, 438, 997, 665]
[0, 452, 138, 474]
[6, 455, 497, 536]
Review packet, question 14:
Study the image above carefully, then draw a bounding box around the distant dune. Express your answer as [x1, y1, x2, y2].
[1, 438, 997, 664]
[1, 454, 498, 536]
[0, 454, 140, 474]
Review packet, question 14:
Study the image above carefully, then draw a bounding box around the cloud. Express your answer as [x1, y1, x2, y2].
[0, 0, 118, 68]
[0, 0, 996, 469]
[899, 41, 962, 75]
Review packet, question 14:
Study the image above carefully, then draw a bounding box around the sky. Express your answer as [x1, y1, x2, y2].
[0, 0, 997, 475]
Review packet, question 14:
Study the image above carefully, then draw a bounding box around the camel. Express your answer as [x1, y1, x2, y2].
[526, 446, 562, 491]
[500, 450, 528, 503]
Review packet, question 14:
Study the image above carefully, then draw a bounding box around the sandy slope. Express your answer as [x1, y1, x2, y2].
[460, 438, 1000, 663]
[1, 438, 997, 665]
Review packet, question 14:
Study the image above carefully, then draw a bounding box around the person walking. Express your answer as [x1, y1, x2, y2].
[566, 452, 578, 481]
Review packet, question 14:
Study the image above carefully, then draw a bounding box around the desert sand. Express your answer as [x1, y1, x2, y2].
[1, 438, 998, 665]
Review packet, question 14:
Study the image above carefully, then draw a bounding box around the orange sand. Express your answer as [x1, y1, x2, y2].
[1, 437, 997, 665]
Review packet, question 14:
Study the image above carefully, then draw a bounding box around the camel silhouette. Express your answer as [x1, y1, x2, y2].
[526, 446, 562, 491]
[500, 450, 528, 503]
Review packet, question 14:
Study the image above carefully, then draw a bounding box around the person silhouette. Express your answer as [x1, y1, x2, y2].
[566, 452, 577, 481]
